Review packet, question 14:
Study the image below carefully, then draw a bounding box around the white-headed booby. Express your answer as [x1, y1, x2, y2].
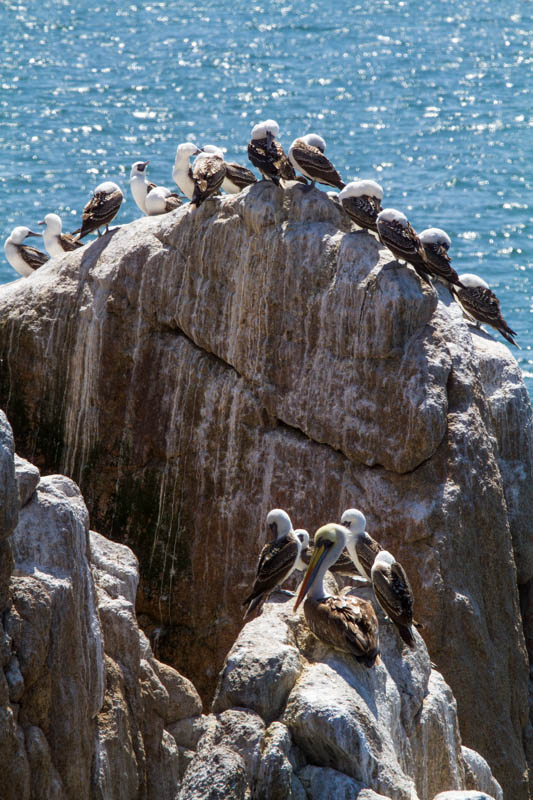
[4, 226, 49, 276]
[72, 181, 123, 239]
[38, 213, 83, 257]
[172, 143, 204, 200]
[453, 273, 519, 348]
[376, 208, 431, 284]
[338, 180, 384, 232]
[288, 134, 344, 191]
[418, 228, 462, 286]
[247, 120, 297, 186]
[371, 550, 416, 648]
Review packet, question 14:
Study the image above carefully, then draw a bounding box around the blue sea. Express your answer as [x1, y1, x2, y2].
[1, 0, 532, 393]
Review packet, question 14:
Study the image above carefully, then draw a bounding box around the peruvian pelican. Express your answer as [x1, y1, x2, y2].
[371, 550, 416, 648]
[243, 508, 302, 620]
[340, 508, 383, 582]
[294, 523, 380, 667]
[73, 181, 123, 238]
[288, 134, 345, 191]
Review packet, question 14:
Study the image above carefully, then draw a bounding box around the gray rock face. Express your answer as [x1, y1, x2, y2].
[14, 454, 40, 508]
[0, 186, 531, 796]
[186, 596, 502, 800]
[0, 411, 17, 541]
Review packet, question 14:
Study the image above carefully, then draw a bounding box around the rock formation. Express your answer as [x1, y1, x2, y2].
[0, 184, 531, 796]
[0, 410, 203, 799]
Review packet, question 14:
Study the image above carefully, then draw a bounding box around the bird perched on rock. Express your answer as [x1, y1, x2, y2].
[243, 509, 302, 620]
[39, 213, 83, 257]
[144, 186, 182, 216]
[202, 145, 257, 194]
[191, 150, 226, 207]
[371, 550, 416, 648]
[294, 529, 310, 571]
[129, 161, 154, 214]
[338, 180, 384, 232]
[288, 134, 345, 191]
[247, 119, 297, 185]
[172, 142, 204, 201]
[340, 508, 383, 582]
[418, 228, 462, 286]
[4, 226, 49, 276]
[73, 181, 123, 239]
[294, 523, 380, 667]
[453, 273, 519, 348]
[376, 208, 432, 284]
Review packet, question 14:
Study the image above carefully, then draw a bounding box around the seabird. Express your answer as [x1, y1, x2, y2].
[418, 228, 462, 286]
[191, 150, 226, 207]
[202, 145, 257, 194]
[340, 508, 383, 582]
[338, 180, 384, 232]
[38, 213, 83, 257]
[243, 508, 302, 620]
[453, 273, 519, 348]
[129, 161, 155, 215]
[371, 550, 416, 648]
[72, 181, 124, 239]
[144, 186, 183, 216]
[4, 226, 49, 277]
[247, 119, 297, 186]
[376, 208, 432, 284]
[294, 529, 310, 571]
[294, 523, 380, 667]
[172, 142, 204, 200]
[288, 134, 345, 191]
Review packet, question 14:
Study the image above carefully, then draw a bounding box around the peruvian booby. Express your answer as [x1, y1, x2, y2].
[243, 508, 301, 620]
[73, 181, 123, 239]
[294, 529, 310, 572]
[294, 524, 380, 667]
[418, 228, 462, 286]
[4, 226, 49, 276]
[376, 208, 432, 284]
[288, 134, 345, 191]
[191, 150, 226, 207]
[129, 161, 155, 215]
[340, 508, 383, 582]
[453, 273, 519, 348]
[172, 143, 204, 201]
[145, 186, 183, 216]
[247, 119, 297, 186]
[202, 145, 257, 193]
[38, 213, 83, 257]
[371, 550, 416, 648]
[338, 180, 384, 232]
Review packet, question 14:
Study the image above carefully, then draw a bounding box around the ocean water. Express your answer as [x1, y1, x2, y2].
[1, 0, 531, 393]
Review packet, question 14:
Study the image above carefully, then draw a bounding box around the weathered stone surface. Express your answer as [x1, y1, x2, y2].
[255, 722, 306, 800]
[167, 715, 206, 750]
[0, 411, 17, 540]
[152, 660, 203, 723]
[0, 187, 530, 796]
[298, 765, 390, 800]
[461, 747, 503, 800]
[432, 792, 496, 800]
[14, 454, 40, 509]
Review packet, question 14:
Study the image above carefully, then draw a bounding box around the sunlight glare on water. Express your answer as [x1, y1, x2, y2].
[0, 0, 531, 392]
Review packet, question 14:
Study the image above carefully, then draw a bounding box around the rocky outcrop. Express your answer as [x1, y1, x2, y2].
[175, 592, 503, 800]
[0, 410, 203, 799]
[0, 185, 531, 796]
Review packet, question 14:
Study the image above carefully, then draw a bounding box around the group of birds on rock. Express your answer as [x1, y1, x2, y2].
[243, 508, 419, 668]
[4, 117, 518, 348]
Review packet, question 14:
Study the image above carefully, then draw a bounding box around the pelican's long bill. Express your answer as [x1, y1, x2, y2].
[294, 539, 331, 611]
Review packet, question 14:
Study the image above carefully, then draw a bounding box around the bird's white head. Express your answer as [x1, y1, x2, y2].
[340, 508, 366, 534]
[130, 161, 149, 179]
[9, 226, 40, 245]
[419, 227, 451, 249]
[294, 529, 310, 549]
[303, 133, 326, 152]
[38, 213, 62, 234]
[373, 550, 396, 569]
[339, 180, 384, 201]
[251, 119, 280, 141]
[458, 273, 489, 290]
[175, 142, 203, 161]
[376, 208, 408, 227]
[94, 181, 122, 195]
[202, 144, 225, 159]
[266, 508, 293, 539]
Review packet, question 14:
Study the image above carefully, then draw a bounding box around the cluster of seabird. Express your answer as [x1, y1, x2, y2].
[3, 117, 519, 349]
[243, 508, 418, 667]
